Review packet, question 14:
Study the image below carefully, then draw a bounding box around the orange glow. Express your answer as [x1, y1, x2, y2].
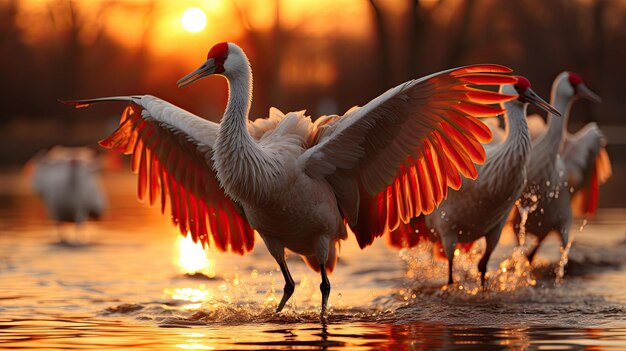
[174, 234, 216, 277]
[280, 59, 336, 87]
[18, 0, 370, 60]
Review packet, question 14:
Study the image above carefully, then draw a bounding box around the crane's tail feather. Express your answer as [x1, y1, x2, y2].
[59, 96, 141, 108]
[571, 147, 612, 217]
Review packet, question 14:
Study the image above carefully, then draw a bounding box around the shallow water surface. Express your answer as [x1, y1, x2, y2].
[1, 172, 626, 350]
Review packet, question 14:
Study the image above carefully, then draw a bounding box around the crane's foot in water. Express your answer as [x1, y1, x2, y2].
[276, 284, 295, 313]
[320, 264, 331, 320]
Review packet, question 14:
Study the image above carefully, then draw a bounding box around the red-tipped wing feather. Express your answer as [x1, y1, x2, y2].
[99, 103, 254, 254]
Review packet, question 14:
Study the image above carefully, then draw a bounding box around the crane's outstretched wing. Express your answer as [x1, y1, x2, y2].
[63, 95, 255, 254]
[563, 122, 612, 216]
[302, 65, 517, 248]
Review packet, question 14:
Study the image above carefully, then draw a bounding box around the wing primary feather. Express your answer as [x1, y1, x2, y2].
[137, 147, 150, 201]
[149, 153, 160, 206]
[450, 64, 513, 74]
[408, 165, 422, 215]
[429, 134, 462, 190]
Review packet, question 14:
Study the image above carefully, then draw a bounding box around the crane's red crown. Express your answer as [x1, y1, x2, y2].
[568, 72, 583, 86]
[513, 76, 531, 93]
[207, 42, 229, 74]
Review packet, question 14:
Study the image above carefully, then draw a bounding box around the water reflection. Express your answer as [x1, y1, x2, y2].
[2, 317, 626, 350]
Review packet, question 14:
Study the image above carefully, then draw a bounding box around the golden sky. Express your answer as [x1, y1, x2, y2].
[18, 0, 373, 66]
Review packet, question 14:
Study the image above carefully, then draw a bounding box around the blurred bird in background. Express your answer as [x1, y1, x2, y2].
[28, 146, 107, 243]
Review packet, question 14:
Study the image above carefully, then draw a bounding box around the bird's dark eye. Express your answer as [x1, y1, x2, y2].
[222, 53, 227, 60]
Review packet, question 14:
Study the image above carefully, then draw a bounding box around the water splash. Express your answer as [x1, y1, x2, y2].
[399, 239, 537, 296]
[489, 249, 536, 291]
[490, 202, 538, 290]
[555, 216, 588, 285]
[515, 201, 530, 247]
[555, 241, 572, 286]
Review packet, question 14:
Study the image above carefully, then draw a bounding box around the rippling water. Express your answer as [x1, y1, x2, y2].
[1, 171, 626, 350]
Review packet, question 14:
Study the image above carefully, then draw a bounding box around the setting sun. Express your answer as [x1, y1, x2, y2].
[181, 7, 207, 33]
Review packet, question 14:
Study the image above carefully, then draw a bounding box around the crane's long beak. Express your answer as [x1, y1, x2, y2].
[577, 83, 602, 103]
[177, 58, 216, 88]
[523, 88, 562, 117]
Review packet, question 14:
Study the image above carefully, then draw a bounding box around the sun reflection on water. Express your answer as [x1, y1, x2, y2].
[174, 234, 216, 277]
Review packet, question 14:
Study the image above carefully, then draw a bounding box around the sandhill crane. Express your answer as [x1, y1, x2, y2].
[389, 77, 560, 286]
[64, 42, 517, 313]
[509, 72, 609, 264]
[524, 113, 611, 218]
[30, 146, 106, 240]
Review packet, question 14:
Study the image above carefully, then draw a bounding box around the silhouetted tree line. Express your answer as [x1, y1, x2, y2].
[1, 0, 625, 166]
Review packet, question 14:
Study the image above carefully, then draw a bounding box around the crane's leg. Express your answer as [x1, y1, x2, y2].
[440, 234, 457, 285]
[478, 223, 505, 289]
[559, 214, 571, 250]
[313, 235, 331, 315]
[559, 214, 572, 273]
[526, 235, 544, 264]
[276, 261, 295, 313]
[319, 264, 331, 314]
[260, 235, 295, 313]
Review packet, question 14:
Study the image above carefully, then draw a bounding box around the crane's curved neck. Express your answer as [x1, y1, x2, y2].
[544, 80, 575, 151]
[221, 65, 253, 141]
[480, 99, 531, 199]
[500, 99, 531, 164]
[214, 58, 273, 204]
